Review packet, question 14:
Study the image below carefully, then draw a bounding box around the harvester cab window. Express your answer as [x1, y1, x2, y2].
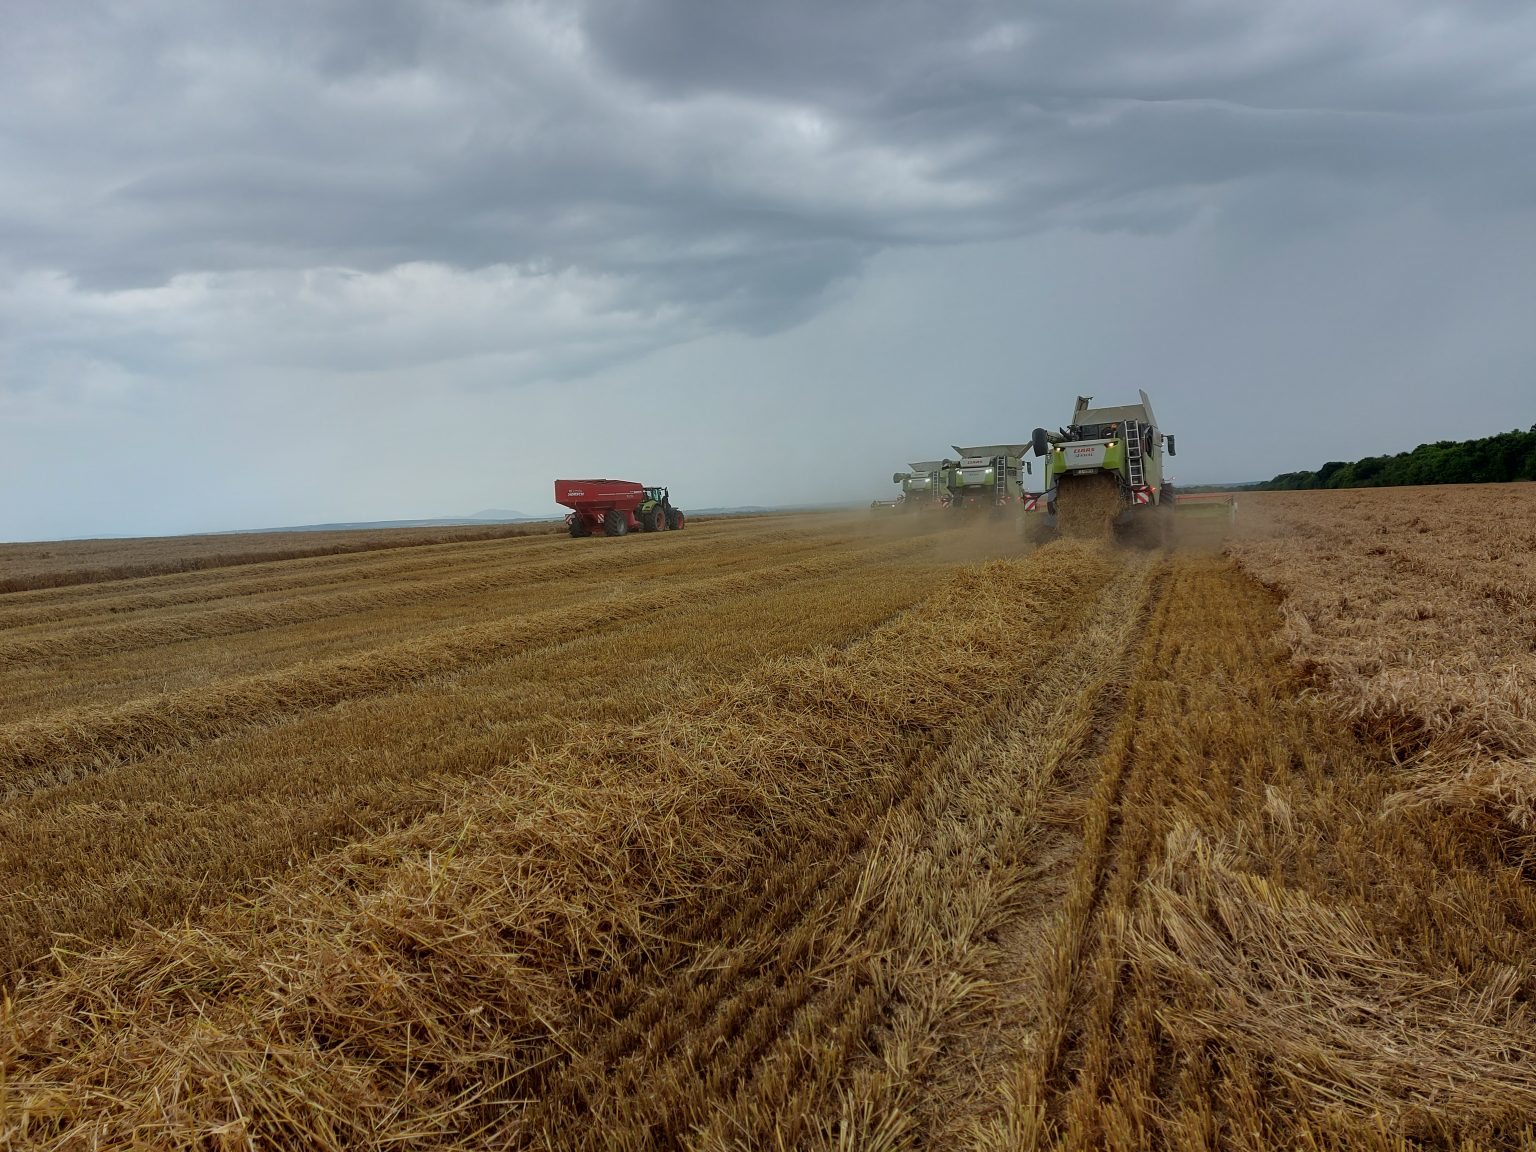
[1070, 423, 1121, 441]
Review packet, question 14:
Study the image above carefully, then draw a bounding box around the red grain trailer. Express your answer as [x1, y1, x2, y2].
[554, 479, 685, 537]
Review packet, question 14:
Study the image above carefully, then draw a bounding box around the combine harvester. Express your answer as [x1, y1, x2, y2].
[890, 461, 953, 509]
[555, 479, 685, 538]
[945, 444, 1035, 513]
[1025, 391, 1176, 543]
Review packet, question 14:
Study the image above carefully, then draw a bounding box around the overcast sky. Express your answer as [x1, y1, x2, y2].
[2, 1, 1533, 539]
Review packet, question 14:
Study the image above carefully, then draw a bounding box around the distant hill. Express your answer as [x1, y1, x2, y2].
[248, 502, 847, 535]
[252, 516, 553, 533]
[465, 508, 531, 521]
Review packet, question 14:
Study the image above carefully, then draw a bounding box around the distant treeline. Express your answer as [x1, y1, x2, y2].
[1260, 425, 1536, 491]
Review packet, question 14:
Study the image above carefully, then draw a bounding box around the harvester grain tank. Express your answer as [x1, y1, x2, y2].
[1025, 391, 1176, 541]
[891, 460, 952, 509]
[554, 479, 685, 538]
[945, 444, 1034, 511]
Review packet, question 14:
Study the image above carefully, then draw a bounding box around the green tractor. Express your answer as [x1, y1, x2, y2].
[640, 486, 684, 532]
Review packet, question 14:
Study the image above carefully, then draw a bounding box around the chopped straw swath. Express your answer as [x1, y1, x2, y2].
[1055, 473, 1122, 540]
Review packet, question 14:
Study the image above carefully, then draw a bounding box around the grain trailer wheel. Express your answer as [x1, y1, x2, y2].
[603, 508, 629, 536]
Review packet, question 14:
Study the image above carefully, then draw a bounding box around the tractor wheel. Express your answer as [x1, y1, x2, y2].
[603, 508, 628, 536]
[668, 509, 685, 530]
[568, 515, 591, 538]
[655, 505, 670, 530]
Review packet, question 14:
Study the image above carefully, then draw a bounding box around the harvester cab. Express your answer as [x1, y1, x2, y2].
[946, 444, 1033, 512]
[1025, 390, 1175, 542]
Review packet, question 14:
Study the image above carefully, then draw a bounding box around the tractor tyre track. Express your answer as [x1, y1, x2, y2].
[513, 546, 1163, 1148]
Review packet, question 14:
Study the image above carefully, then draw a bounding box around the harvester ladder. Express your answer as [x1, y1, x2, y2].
[994, 459, 1008, 504]
[1124, 420, 1144, 487]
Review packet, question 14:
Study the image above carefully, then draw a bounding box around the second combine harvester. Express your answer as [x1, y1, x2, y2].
[890, 461, 952, 509]
[946, 443, 1034, 512]
[890, 446, 1034, 512]
[1025, 391, 1176, 542]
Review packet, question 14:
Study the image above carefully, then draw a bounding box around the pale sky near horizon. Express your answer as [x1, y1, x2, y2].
[3, 1, 1534, 540]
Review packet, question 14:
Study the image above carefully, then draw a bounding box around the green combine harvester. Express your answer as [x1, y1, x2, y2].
[1025, 391, 1177, 542]
[890, 460, 953, 509]
[945, 444, 1035, 512]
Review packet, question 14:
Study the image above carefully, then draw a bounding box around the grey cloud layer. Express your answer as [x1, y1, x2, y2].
[2, 0, 1535, 542]
[9, 5, 1534, 266]
[2, 0, 1535, 393]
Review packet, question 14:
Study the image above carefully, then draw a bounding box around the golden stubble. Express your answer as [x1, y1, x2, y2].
[3, 491, 1536, 1149]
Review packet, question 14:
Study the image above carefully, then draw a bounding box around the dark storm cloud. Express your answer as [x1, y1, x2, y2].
[580, 0, 1536, 231]
[2, 0, 1535, 385]
[584, 0, 1536, 112]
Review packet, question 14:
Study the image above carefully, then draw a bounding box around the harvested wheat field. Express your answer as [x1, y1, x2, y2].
[2, 494, 1535, 1150]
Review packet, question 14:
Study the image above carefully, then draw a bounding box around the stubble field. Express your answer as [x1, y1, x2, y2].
[2, 489, 1534, 1149]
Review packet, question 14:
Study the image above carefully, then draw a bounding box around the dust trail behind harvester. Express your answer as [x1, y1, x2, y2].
[1056, 473, 1121, 541]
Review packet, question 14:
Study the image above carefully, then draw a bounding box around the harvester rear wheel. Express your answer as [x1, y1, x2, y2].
[603, 508, 628, 536]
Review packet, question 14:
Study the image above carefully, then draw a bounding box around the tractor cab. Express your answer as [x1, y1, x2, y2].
[643, 486, 669, 506]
